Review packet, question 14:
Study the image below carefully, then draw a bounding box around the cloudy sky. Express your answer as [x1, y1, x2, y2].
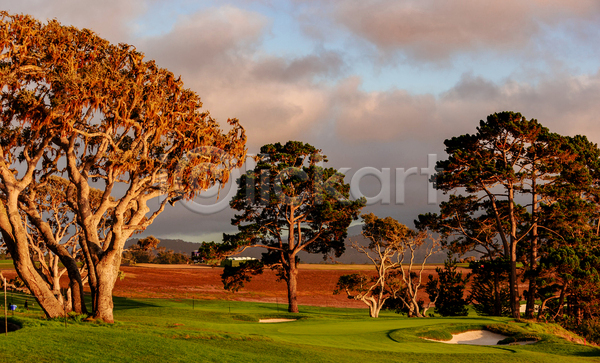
[5, 1, 600, 242]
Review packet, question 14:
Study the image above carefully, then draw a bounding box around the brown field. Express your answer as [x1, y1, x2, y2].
[112, 263, 458, 308]
[1, 263, 471, 309]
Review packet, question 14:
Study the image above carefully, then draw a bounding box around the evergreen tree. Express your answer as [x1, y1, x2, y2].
[426, 255, 470, 316]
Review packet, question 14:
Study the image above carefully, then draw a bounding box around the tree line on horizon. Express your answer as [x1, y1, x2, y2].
[122, 236, 190, 265]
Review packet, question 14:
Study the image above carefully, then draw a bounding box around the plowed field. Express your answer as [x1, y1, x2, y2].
[113, 264, 449, 308]
[1, 263, 467, 309]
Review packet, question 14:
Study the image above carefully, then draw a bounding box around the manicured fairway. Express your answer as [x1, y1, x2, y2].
[0, 294, 599, 362]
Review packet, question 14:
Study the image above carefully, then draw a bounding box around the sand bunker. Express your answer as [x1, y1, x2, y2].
[425, 330, 537, 346]
[258, 318, 297, 323]
[444, 330, 509, 345]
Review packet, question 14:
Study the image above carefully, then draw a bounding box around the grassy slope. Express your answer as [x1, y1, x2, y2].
[0, 294, 599, 363]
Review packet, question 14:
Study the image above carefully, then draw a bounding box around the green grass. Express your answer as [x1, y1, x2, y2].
[0, 293, 599, 362]
[0, 259, 84, 270]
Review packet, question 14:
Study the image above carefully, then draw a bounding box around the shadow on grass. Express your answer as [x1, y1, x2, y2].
[113, 296, 160, 311]
[570, 350, 600, 358]
[0, 317, 22, 333]
[386, 329, 405, 344]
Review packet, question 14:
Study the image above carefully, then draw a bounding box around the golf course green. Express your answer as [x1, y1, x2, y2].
[0, 291, 598, 362]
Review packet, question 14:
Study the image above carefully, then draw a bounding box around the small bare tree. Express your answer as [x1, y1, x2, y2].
[391, 231, 441, 317]
[335, 213, 440, 318]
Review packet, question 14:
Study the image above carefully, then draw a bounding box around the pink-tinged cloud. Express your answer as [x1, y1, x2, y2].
[331, 71, 600, 147]
[333, 0, 600, 61]
[136, 6, 336, 148]
[333, 77, 436, 141]
[202, 79, 332, 148]
[0, 0, 145, 43]
[250, 52, 345, 82]
[138, 6, 268, 75]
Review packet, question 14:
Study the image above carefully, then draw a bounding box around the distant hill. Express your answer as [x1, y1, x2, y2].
[126, 234, 452, 264]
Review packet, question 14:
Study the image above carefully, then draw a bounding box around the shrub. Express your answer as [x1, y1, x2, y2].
[426, 256, 470, 316]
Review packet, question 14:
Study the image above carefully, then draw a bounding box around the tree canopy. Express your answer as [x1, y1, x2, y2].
[428, 111, 600, 321]
[0, 12, 246, 322]
[199, 141, 364, 313]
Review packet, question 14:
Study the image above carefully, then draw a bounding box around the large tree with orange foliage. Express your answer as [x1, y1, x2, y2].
[0, 12, 246, 322]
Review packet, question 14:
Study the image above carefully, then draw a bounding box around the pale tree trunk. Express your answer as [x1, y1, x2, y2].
[47, 252, 87, 314]
[22, 200, 88, 315]
[77, 221, 126, 322]
[422, 294, 438, 317]
[12, 251, 65, 317]
[371, 272, 388, 318]
[94, 271, 116, 322]
[76, 213, 122, 322]
[365, 297, 384, 318]
[398, 235, 438, 318]
[397, 295, 423, 317]
[79, 234, 98, 312]
[49, 255, 64, 307]
[0, 203, 65, 318]
[42, 246, 87, 314]
[51, 255, 87, 314]
[67, 271, 86, 314]
[360, 285, 388, 318]
[88, 248, 122, 323]
[409, 297, 424, 318]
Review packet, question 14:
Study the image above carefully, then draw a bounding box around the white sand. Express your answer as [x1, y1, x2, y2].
[258, 318, 297, 323]
[444, 330, 508, 345]
[424, 330, 538, 345]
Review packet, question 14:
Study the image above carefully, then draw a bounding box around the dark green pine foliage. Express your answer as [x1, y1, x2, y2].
[468, 259, 512, 317]
[426, 255, 470, 316]
[198, 141, 365, 313]
[432, 111, 572, 319]
[535, 135, 600, 329]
